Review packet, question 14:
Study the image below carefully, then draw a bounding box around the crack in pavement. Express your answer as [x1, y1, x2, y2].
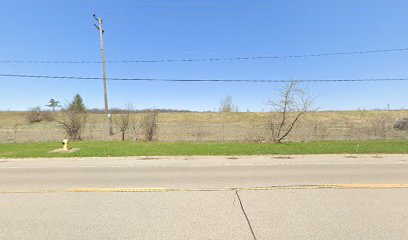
[235, 190, 258, 240]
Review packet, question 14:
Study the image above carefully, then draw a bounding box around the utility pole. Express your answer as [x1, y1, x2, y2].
[93, 14, 113, 135]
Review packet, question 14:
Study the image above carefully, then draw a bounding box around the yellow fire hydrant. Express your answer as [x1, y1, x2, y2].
[62, 139, 69, 151]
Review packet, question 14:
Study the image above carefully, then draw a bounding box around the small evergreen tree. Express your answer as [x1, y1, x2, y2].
[69, 94, 86, 112]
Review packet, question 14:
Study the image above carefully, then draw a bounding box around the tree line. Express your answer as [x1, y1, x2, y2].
[25, 81, 317, 143]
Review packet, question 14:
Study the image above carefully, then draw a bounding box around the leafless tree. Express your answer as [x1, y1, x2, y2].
[115, 105, 133, 141]
[267, 81, 315, 143]
[141, 110, 159, 141]
[57, 108, 87, 141]
[219, 95, 238, 112]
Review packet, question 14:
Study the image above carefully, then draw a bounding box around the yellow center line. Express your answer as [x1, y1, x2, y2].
[68, 187, 232, 193]
[2, 184, 408, 194]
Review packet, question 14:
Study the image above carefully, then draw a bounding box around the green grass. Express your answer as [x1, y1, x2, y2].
[0, 140, 408, 158]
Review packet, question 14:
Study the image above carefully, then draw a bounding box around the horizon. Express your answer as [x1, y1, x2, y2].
[1, 106, 405, 113]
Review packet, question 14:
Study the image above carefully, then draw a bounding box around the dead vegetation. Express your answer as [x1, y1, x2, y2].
[141, 110, 159, 141]
[266, 81, 315, 143]
[0, 110, 407, 143]
[394, 118, 408, 131]
[56, 109, 87, 141]
[115, 105, 133, 141]
[56, 95, 87, 141]
[26, 107, 54, 123]
[219, 95, 239, 112]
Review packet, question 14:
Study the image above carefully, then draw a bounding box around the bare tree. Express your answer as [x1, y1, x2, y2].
[219, 95, 237, 112]
[141, 110, 159, 141]
[57, 109, 87, 141]
[115, 104, 133, 141]
[267, 81, 315, 143]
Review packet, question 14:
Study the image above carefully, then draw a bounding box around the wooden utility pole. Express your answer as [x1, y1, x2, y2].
[93, 14, 113, 135]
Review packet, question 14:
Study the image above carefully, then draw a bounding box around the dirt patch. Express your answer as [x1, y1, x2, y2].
[48, 148, 80, 154]
[227, 157, 239, 160]
[273, 156, 293, 159]
[344, 155, 358, 158]
[138, 157, 160, 160]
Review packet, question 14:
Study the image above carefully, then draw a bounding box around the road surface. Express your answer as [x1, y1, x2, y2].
[1, 155, 408, 239]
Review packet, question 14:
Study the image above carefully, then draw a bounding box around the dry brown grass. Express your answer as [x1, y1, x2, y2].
[0, 110, 407, 143]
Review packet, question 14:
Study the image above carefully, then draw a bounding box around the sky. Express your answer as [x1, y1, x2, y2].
[1, 0, 408, 111]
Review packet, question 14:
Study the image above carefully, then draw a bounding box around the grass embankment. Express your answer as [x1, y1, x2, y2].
[0, 140, 407, 158]
[2, 110, 408, 142]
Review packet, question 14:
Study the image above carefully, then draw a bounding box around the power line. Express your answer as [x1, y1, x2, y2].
[1, 47, 408, 64]
[1, 73, 408, 83]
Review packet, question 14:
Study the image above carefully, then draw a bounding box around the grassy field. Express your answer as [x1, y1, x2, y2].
[0, 110, 407, 143]
[1, 140, 408, 158]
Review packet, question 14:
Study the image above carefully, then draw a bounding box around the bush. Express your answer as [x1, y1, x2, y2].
[393, 118, 408, 131]
[57, 109, 87, 141]
[141, 110, 159, 141]
[42, 111, 55, 122]
[56, 94, 88, 141]
[26, 107, 55, 124]
[115, 105, 133, 141]
[26, 107, 43, 123]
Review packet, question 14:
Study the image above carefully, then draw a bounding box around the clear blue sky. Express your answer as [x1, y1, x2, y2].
[1, 0, 408, 111]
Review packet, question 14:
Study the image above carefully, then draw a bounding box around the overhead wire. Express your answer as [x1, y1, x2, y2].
[1, 73, 408, 83]
[1, 47, 408, 64]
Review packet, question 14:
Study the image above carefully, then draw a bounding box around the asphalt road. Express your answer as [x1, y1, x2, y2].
[1, 155, 408, 239]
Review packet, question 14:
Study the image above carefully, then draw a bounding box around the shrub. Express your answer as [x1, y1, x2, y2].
[115, 105, 133, 141]
[57, 109, 87, 141]
[393, 118, 408, 131]
[141, 110, 159, 141]
[26, 107, 45, 123]
[56, 94, 87, 141]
